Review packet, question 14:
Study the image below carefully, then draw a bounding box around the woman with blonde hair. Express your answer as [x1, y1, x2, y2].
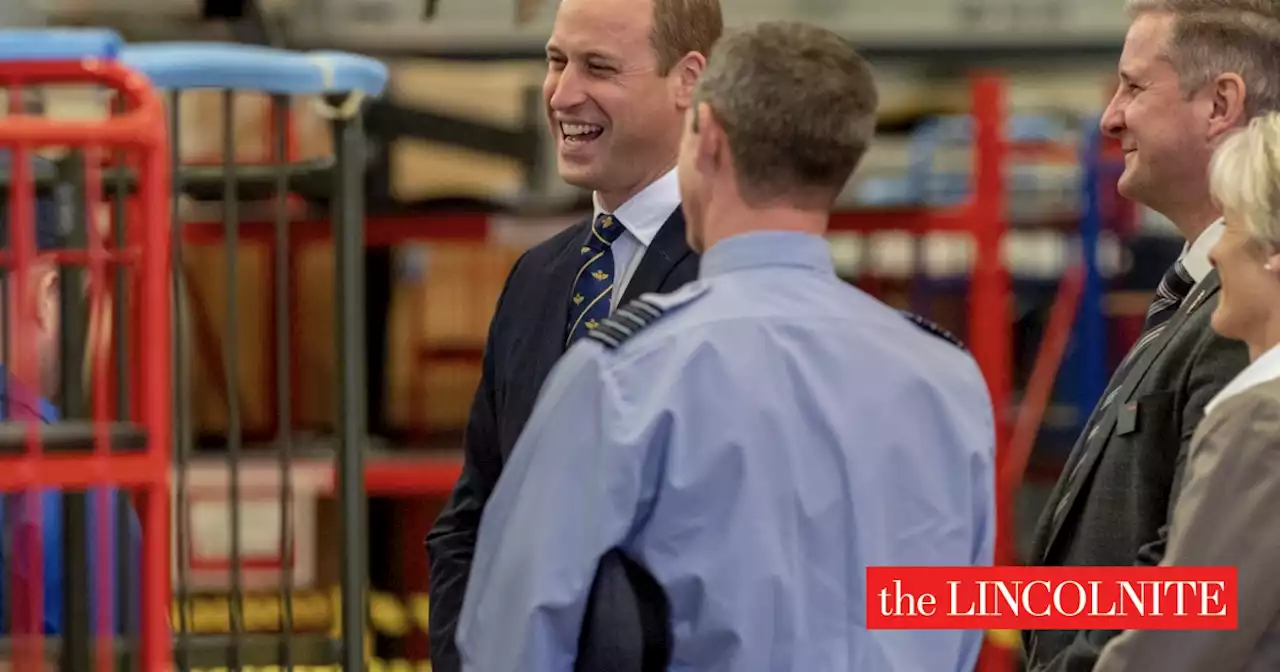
[1094, 112, 1280, 670]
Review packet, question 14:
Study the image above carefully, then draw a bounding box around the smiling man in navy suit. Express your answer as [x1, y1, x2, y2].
[425, 0, 723, 670]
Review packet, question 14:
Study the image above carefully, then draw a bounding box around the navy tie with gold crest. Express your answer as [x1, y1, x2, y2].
[567, 213, 625, 346]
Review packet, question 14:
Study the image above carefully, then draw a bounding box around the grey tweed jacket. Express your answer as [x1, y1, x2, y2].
[1025, 271, 1250, 671]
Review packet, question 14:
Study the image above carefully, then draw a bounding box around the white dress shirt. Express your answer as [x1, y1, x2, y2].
[1180, 217, 1225, 288]
[1205, 343, 1280, 416]
[592, 168, 681, 311]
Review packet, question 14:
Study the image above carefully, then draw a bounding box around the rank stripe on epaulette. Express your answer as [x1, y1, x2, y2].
[588, 297, 664, 349]
[900, 310, 966, 350]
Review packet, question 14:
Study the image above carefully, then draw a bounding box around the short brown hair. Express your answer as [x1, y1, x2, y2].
[693, 21, 879, 208]
[650, 0, 723, 74]
[1126, 0, 1280, 116]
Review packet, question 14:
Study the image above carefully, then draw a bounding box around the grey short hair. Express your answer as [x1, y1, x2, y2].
[1209, 111, 1280, 248]
[692, 21, 878, 208]
[1126, 0, 1280, 117]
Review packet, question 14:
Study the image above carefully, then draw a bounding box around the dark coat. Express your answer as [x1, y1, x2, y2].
[427, 209, 698, 672]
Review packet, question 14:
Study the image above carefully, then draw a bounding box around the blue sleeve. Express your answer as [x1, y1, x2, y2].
[42, 491, 63, 635]
[0, 401, 139, 636]
[0, 490, 67, 635]
[456, 346, 658, 672]
[38, 489, 140, 636]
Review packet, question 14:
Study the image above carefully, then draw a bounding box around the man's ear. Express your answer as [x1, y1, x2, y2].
[670, 51, 707, 110]
[33, 265, 58, 329]
[1208, 72, 1247, 138]
[693, 101, 723, 173]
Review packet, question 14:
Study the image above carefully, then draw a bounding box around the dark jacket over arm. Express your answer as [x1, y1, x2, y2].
[425, 255, 521, 672]
[425, 211, 698, 672]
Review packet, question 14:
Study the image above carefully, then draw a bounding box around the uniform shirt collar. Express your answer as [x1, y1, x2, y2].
[592, 168, 680, 248]
[1206, 342, 1280, 416]
[0, 368, 56, 422]
[699, 231, 834, 279]
[1180, 217, 1224, 284]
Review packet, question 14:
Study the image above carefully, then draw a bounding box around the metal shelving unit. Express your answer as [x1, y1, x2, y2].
[282, 24, 1126, 64]
[32, 0, 1131, 66]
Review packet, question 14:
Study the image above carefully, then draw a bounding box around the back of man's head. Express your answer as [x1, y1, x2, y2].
[1126, 0, 1280, 116]
[692, 21, 878, 209]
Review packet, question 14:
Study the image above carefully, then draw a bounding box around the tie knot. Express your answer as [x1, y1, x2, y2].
[1144, 260, 1195, 329]
[1161, 261, 1195, 302]
[587, 214, 625, 251]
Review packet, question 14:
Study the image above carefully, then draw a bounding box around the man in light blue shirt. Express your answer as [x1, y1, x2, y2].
[459, 21, 996, 672]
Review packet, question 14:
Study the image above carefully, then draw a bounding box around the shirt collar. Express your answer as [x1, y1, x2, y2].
[0, 368, 56, 422]
[699, 231, 834, 279]
[592, 168, 680, 248]
[1205, 342, 1280, 416]
[1180, 217, 1224, 284]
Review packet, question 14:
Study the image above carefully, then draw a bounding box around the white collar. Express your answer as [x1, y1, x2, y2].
[592, 168, 680, 248]
[1205, 343, 1280, 415]
[1179, 218, 1225, 284]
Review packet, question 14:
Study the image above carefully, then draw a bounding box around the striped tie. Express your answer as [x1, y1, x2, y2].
[566, 213, 625, 346]
[1050, 260, 1195, 528]
[1094, 260, 1196, 412]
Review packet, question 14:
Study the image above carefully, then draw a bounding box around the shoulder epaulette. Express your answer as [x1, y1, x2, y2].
[900, 310, 967, 351]
[588, 283, 710, 350]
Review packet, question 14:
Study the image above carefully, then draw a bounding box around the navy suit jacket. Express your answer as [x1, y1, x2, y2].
[427, 208, 699, 672]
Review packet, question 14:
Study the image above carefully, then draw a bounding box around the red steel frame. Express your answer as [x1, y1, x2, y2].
[178, 72, 1031, 671]
[830, 73, 1014, 556]
[0, 58, 171, 670]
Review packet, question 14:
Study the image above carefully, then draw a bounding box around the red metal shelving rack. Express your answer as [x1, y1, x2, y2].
[0, 52, 172, 671]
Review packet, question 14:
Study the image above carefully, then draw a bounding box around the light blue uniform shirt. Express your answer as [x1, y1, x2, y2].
[459, 230, 996, 671]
